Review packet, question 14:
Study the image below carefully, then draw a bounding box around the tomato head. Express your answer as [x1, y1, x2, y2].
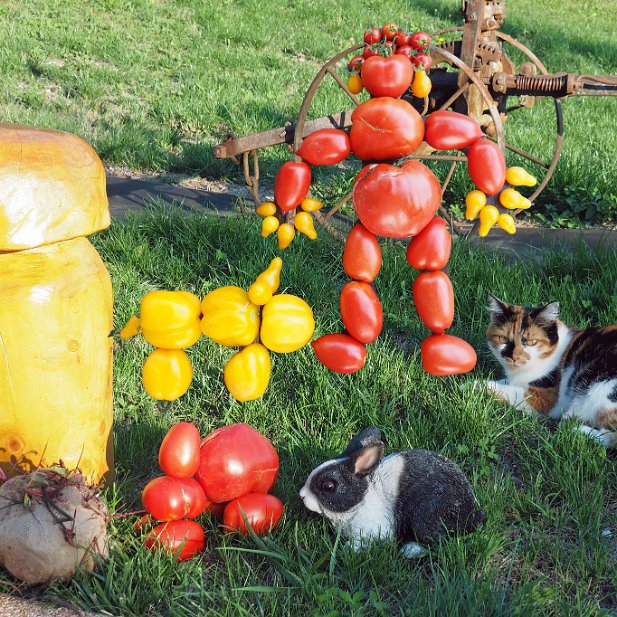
[360, 54, 413, 98]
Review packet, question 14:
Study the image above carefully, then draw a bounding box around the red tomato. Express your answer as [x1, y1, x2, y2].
[295, 128, 351, 166]
[196, 423, 279, 503]
[274, 162, 311, 213]
[363, 45, 379, 59]
[406, 217, 451, 271]
[395, 30, 412, 46]
[311, 333, 367, 374]
[350, 97, 424, 161]
[395, 45, 413, 59]
[410, 31, 431, 51]
[360, 55, 413, 98]
[466, 139, 506, 195]
[158, 422, 201, 479]
[413, 271, 454, 334]
[411, 52, 432, 70]
[343, 223, 382, 282]
[364, 27, 382, 45]
[145, 520, 205, 562]
[340, 282, 383, 344]
[348, 55, 363, 72]
[353, 161, 441, 238]
[223, 493, 285, 536]
[421, 334, 477, 375]
[142, 476, 208, 521]
[424, 111, 484, 151]
[382, 22, 398, 40]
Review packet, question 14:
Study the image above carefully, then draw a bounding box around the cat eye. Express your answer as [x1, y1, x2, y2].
[494, 335, 508, 344]
[321, 480, 336, 493]
[525, 339, 538, 346]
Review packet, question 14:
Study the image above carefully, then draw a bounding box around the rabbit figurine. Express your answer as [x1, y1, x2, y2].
[299, 427, 485, 557]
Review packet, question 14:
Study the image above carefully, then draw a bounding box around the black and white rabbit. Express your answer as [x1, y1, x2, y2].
[299, 427, 485, 557]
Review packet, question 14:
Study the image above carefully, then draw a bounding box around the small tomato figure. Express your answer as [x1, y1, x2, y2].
[223, 494, 285, 535]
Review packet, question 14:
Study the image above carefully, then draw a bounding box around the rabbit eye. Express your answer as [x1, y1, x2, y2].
[321, 480, 336, 493]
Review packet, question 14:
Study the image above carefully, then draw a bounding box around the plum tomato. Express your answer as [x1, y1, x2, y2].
[223, 493, 285, 536]
[340, 281, 383, 344]
[311, 333, 367, 374]
[274, 162, 311, 213]
[413, 271, 454, 334]
[405, 217, 451, 271]
[295, 128, 351, 166]
[424, 111, 484, 151]
[421, 334, 477, 375]
[158, 422, 201, 479]
[342, 223, 382, 283]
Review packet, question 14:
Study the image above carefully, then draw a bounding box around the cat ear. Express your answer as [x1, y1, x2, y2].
[535, 301, 560, 321]
[487, 294, 508, 315]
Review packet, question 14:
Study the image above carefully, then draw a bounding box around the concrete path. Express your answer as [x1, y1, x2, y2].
[105, 174, 616, 259]
[0, 595, 108, 617]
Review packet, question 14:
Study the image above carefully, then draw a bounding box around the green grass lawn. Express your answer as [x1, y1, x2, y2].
[1, 0, 616, 224]
[2, 209, 616, 616]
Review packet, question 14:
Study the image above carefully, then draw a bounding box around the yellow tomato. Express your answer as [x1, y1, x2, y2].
[256, 202, 277, 217]
[505, 166, 537, 187]
[465, 190, 487, 221]
[142, 348, 193, 401]
[411, 69, 431, 98]
[478, 205, 499, 237]
[277, 223, 295, 249]
[261, 216, 280, 238]
[255, 257, 282, 295]
[347, 74, 363, 95]
[223, 343, 271, 402]
[499, 188, 531, 210]
[497, 213, 516, 234]
[119, 315, 141, 340]
[247, 280, 273, 306]
[140, 290, 202, 349]
[294, 212, 317, 240]
[260, 294, 315, 353]
[300, 198, 323, 213]
[200, 286, 260, 347]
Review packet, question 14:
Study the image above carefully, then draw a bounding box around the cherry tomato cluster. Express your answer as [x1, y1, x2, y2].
[347, 23, 433, 99]
[119, 259, 315, 402]
[465, 166, 537, 236]
[139, 422, 284, 562]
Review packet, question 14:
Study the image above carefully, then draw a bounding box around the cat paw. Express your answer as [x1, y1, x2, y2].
[573, 424, 615, 448]
[400, 542, 427, 559]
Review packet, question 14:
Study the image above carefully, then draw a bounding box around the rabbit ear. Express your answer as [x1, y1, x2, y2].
[341, 426, 382, 457]
[348, 442, 384, 475]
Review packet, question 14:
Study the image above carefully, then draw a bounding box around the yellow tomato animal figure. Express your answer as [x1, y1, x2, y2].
[256, 202, 277, 217]
[261, 216, 280, 238]
[260, 294, 315, 353]
[497, 213, 516, 234]
[499, 188, 531, 210]
[277, 223, 295, 249]
[200, 286, 260, 346]
[478, 205, 500, 237]
[139, 290, 202, 349]
[505, 167, 537, 187]
[142, 349, 193, 401]
[224, 344, 271, 402]
[0, 125, 113, 485]
[465, 190, 487, 221]
[294, 212, 318, 240]
[248, 258, 283, 306]
[300, 198, 323, 213]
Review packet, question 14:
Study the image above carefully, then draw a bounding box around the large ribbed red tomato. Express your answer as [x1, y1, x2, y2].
[274, 162, 311, 213]
[360, 55, 414, 98]
[467, 139, 506, 195]
[223, 493, 285, 536]
[353, 161, 441, 238]
[142, 476, 208, 521]
[350, 98, 424, 161]
[424, 111, 483, 151]
[311, 333, 366, 373]
[340, 282, 383, 343]
[406, 217, 451, 271]
[295, 128, 350, 166]
[343, 223, 382, 283]
[145, 520, 205, 562]
[196, 424, 279, 503]
[158, 422, 201, 479]
[421, 334, 477, 375]
[413, 271, 454, 334]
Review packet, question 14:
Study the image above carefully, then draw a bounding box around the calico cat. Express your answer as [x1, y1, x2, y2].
[479, 295, 617, 447]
